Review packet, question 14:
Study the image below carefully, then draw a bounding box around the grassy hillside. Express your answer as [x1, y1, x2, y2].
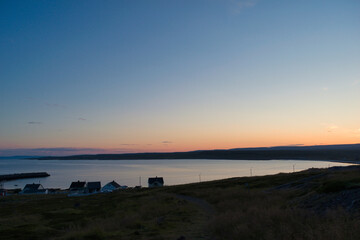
[2, 166, 360, 239]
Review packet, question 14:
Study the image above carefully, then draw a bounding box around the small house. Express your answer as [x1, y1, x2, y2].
[69, 180, 86, 193]
[20, 183, 47, 194]
[86, 181, 101, 193]
[148, 177, 164, 188]
[101, 180, 121, 193]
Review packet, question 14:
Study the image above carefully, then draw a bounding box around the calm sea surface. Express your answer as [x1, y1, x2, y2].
[0, 159, 353, 189]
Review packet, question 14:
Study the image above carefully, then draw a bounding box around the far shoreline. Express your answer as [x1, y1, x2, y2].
[29, 158, 360, 165]
[32, 143, 360, 164]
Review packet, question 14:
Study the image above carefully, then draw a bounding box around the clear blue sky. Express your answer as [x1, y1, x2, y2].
[1, 0, 359, 156]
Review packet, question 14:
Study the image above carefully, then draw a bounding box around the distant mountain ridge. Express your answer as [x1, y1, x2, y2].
[229, 144, 360, 151]
[35, 144, 360, 163]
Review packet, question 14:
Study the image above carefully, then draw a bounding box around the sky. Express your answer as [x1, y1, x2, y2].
[0, 0, 360, 156]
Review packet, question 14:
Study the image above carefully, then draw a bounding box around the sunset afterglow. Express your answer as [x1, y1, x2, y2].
[1, 0, 359, 156]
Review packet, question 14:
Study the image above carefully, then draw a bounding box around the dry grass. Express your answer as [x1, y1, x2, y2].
[168, 166, 360, 240]
[2, 166, 360, 239]
[208, 190, 360, 240]
[0, 191, 204, 240]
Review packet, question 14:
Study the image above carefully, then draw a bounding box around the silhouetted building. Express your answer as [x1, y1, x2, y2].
[148, 177, 164, 188]
[86, 181, 101, 193]
[20, 183, 47, 194]
[69, 180, 86, 192]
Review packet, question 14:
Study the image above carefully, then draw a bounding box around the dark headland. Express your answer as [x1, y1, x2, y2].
[0, 172, 50, 181]
[35, 143, 360, 163]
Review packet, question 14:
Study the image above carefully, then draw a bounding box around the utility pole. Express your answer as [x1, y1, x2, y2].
[139, 176, 141, 187]
[250, 168, 253, 177]
[199, 173, 202, 183]
[293, 164, 295, 173]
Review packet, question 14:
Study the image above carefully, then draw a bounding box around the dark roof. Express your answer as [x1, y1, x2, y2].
[148, 177, 164, 184]
[108, 180, 121, 188]
[70, 181, 86, 189]
[23, 183, 41, 191]
[87, 181, 101, 190]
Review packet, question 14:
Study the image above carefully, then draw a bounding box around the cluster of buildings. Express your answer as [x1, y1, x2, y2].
[0, 176, 164, 197]
[67, 180, 128, 196]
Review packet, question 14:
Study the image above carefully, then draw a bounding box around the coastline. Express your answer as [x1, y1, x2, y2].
[32, 144, 360, 163]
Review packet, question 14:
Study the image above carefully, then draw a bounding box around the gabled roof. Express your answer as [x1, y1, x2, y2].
[70, 181, 86, 189]
[107, 180, 121, 188]
[22, 183, 45, 193]
[148, 177, 164, 184]
[87, 181, 101, 190]
[23, 183, 42, 191]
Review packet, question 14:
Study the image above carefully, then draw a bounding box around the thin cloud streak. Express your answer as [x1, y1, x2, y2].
[0, 147, 141, 157]
[327, 125, 338, 133]
[27, 121, 42, 125]
[45, 103, 66, 108]
[231, 0, 257, 14]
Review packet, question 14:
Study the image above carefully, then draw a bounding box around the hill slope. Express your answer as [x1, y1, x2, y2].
[2, 165, 360, 239]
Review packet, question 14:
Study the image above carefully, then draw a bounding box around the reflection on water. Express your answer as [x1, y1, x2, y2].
[0, 159, 353, 189]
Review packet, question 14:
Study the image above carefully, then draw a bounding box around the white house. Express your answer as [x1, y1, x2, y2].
[101, 180, 121, 192]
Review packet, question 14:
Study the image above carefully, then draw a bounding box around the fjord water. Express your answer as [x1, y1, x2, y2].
[0, 159, 353, 189]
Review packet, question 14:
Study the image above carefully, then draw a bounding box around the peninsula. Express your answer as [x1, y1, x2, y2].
[0, 172, 50, 181]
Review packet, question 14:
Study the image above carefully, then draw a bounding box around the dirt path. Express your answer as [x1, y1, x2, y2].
[176, 194, 215, 216]
[174, 194, 216, 240]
